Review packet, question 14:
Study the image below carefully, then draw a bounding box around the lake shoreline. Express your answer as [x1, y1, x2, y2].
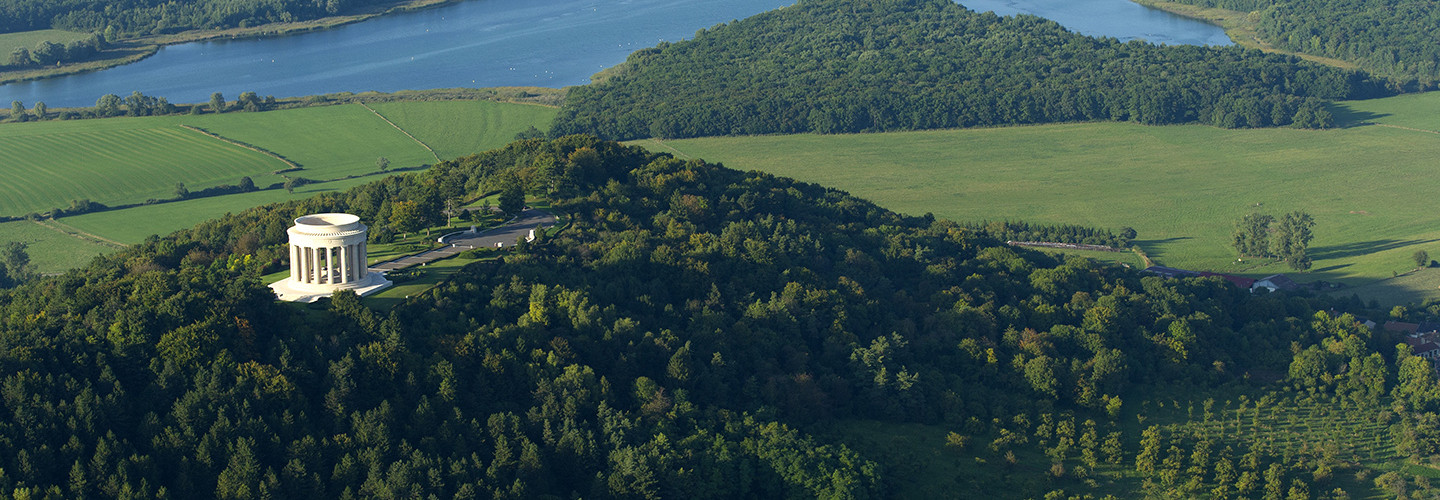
[1126, 0, 1357, 69]
[0, 0, 463, 88]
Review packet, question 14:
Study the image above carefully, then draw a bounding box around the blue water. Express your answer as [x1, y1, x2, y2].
[0, 0, 1231, 108]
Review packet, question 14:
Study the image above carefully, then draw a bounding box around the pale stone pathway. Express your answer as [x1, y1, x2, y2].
[370, 208, 556, 272]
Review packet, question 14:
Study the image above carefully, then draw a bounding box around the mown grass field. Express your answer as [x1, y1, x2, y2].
[636, 92, 1440, 305]
[0, 219, 114, 273]
[0, 98, 553, 272]
[0, 30, 92, 60]
[0, 119, 286, 216]
[368, 100, 558, 160]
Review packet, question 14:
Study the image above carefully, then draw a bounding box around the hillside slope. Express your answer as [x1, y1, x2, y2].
[0, 136, 1433, 497]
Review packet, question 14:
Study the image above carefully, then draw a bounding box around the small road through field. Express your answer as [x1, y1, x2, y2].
[370, 208, 555, 272]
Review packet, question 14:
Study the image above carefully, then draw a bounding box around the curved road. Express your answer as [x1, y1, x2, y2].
[370, 208, 556, 272]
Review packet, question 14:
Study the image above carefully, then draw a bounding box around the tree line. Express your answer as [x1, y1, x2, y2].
[3, 33, 106, 69]
[6, 90, 277, 123]
[1162, 0, 1440, 84]
[0, 135, 1427, 497]
[550, 0, 1390, 141]
[0, 0, 397, 38]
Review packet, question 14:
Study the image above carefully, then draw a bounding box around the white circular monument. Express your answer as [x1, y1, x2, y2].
[269, 213, 391, 302]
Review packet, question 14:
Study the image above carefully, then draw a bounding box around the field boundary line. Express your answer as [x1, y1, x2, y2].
[1369, 123, 1440, 135]
[32, 219, 126, 249]
[178, 125, 302, 173]
[360, 102, 442, 163]
[648, 139, 692, 160]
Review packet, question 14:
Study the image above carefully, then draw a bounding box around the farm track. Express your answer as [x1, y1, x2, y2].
[32, 219, 126, 248]
[361, 103, 441, 162]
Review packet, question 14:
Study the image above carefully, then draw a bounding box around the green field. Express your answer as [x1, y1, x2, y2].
[636, 92, 1440, 305]
[179, 104, 437, 179]
[0, 30, 92, 61]
[0, 120, 286, 215]
[0, 219, 114, 273]
[368, 100, 558, 160]
[0, 98, 554, 272]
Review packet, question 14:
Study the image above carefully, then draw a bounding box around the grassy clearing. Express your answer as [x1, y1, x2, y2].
[636, 92, 1440, 305]
[362, 255, 477, 309]
[0, 30, 92, 57]
[0, 220, 113, 274]
[0, 118, 286, 216]
[367, 100, 558, 160]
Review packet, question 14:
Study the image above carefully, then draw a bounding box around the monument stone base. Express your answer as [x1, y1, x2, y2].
[269, 271, 393, 303]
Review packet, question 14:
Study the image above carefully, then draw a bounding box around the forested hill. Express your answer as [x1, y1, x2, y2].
[550, 0, 1389, 140]
[0, 136, 1428, 497]
[1157, 0, 1440, 84]
[0, 0, 400, 37]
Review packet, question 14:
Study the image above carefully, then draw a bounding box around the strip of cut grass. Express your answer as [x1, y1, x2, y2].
[636, 92, 1440, 305]
[58, 176, 377, 244]
[367, 100, 558, 160]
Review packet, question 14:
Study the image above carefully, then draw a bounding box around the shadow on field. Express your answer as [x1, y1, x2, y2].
[1326, 103, 1390, 128]
[1133, 237, 1192, 246]
[1310, 238, 1440, 260]
[1312, 263, 1352, 273]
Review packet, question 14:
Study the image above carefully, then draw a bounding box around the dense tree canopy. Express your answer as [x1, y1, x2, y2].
[0, 0, 398, 38]
[1163, 0, 1440, 84]
[0, 136, 1429, 497]
[551, 0, 1388, 140]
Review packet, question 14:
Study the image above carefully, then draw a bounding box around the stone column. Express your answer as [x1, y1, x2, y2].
[290, 245, 300, 282]
[340, 245, 351, 284]
[359, 241, 367, 278]
[304, 246, 314, 283]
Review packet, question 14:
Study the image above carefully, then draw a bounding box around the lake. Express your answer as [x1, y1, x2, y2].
[0, 0, 1231, 109]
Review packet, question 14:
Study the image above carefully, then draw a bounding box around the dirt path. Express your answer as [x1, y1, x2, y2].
[360, 103, 442, 163]
[180, 124, 301, 172]
[33, 219, 127, 248]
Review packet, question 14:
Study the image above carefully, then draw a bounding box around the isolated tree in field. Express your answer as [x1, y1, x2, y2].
[1232, 213, 1275, 257]
[9, 100, 24, 121]
[376, 156, 390, 172]
[174, 182, 189, 199]
[210, 92, 226, 113]
[1272, 211, 1314, 270]
[499, 180, 525, 218]
[1414, 250, 1430, 268]
[237, 176, 255, 192]
[283, 178, 298, 194]
[31, 101, 45, 120]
